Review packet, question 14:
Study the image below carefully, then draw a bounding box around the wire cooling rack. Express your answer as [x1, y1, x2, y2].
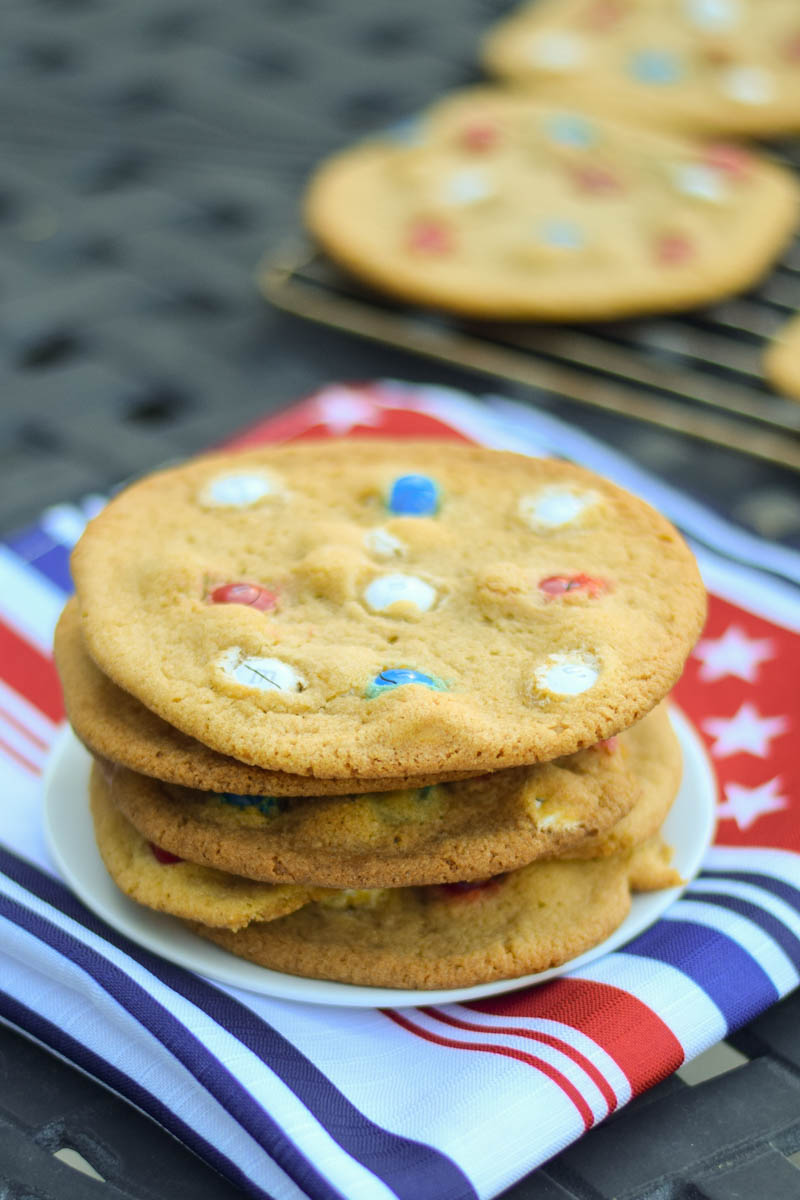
[262, 140, 800, 472]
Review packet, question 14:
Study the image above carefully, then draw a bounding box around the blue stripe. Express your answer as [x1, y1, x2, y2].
[701, 869, 800, 913]
[28, 542, 73, 592]
[0, 890, 346, 1200]
[625, 917, 778, 1030]
[686, 887, 800, 970]
[4, 525, 59, 564]
[0, 847, 477, 1200]
[0, 989, 275, 1200]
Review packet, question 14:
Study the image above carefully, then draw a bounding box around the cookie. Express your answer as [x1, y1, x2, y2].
[55, 598, 474, 795]
[625, 834, 682, 892]
[303, 89, 798, 321]
[192, 837, 676, 989]
[71, 440, 706, 779]
[106, 708, 671, 889]
[483, 0, 800, 139]
[89, 761, 320, 930]
[569, 702, 682, 858]
[764, 311, 800, 401]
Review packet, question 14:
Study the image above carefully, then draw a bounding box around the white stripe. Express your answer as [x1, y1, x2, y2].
[703, 845, 800, 888]
[247, 993, 583, 1199]
[437, 1006, 632, 1108]
[0, 880, 400, 1200]
[0, 716, 48, 770]
[402, 1008, 612, 1124]
[0, 546, 66, 653]
[574, 952, 727, 1058]
[667, 898, 799, 995]
[0, 925, 308, 1200]
[694, 549, 800, 633]
[690, 877, 800, 941]
[0, 678, 58, 746]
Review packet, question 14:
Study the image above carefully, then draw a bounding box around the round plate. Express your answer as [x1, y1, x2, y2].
[43, 708, 716, 1007]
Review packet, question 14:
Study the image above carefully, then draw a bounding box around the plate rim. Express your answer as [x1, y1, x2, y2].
[43, 706, 717, 1008]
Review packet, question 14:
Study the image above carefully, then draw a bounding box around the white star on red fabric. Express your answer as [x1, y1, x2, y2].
[311, 388, 383, 435]
[702, 703, 789, 759]
[717, 777, 788, 831]
[693, 626, 774, 683]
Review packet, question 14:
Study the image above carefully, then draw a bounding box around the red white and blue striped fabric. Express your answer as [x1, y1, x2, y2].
[2, 382, 799, 1200]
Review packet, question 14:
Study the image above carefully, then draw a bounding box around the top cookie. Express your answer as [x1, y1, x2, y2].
[483, 0, 800, 139]
[71, 439, 705, 779]
[304, 88, 798, 321]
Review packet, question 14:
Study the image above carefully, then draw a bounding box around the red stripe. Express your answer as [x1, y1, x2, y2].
[384, 1009, 595, 1130]
[422, 1007, 619, 1114]
[0, 704, 49, 751]
[468, 978, 684, 1095]
[0, 622, 64, 724]
[0, 734, 40, 776]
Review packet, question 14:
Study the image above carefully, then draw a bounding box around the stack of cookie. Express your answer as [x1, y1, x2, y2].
[55, 440, 706, 990]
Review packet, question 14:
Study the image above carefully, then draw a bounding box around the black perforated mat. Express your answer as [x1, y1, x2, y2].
[2, 1, 800, 1197]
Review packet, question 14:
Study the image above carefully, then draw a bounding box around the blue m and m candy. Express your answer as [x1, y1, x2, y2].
[387, 474, 439, 516]
[366, 668, 444, 698]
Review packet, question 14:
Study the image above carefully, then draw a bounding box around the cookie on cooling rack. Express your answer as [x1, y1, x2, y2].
[764, 311, 800, 401]
[70, 440, 706, 779]
[105, 708, 677, 889]
[482, 0, 800, 139]
[303, 89, 798, 321]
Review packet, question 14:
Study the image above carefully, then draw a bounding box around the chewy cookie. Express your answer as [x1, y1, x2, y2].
[106, 708, 672, 889]
[192, 837, 678, 990]
[483, 0, 800, 139]
[89, 762, 320, 930]
[570, 702, 682, 858]
[764, 311, 800, 401]
[71, 440, 706, 779]
[304, 89, 798, 321]
[55, 598, 473, 795]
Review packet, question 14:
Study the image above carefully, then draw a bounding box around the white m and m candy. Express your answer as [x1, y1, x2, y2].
[520, 487, 597, 531]
[533, 651, 600, 697]
[199, 471, 282, 509]
[219, 649, 305, 693]
[364, 573, 437, 613]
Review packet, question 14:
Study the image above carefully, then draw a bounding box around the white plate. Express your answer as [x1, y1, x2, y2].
[43, 708, 716, 1008]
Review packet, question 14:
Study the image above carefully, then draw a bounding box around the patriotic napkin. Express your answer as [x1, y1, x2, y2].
[2, 381, 799, 1200]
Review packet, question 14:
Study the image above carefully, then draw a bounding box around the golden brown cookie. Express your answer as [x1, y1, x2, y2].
[304, 89, 798, 321]
[71, 440, 706, 779]
[89, 761, 320, 930]
[764, 311, 800, 401]
[192, 836, 676, 989]
[570, 703, 682, 858]
[105, 708, 670, 889]
[483, 0, 800, 139]
[55, 598, 474, 795]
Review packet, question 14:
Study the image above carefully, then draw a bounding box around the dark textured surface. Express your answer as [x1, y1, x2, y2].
[3, 1, 800, 1198]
